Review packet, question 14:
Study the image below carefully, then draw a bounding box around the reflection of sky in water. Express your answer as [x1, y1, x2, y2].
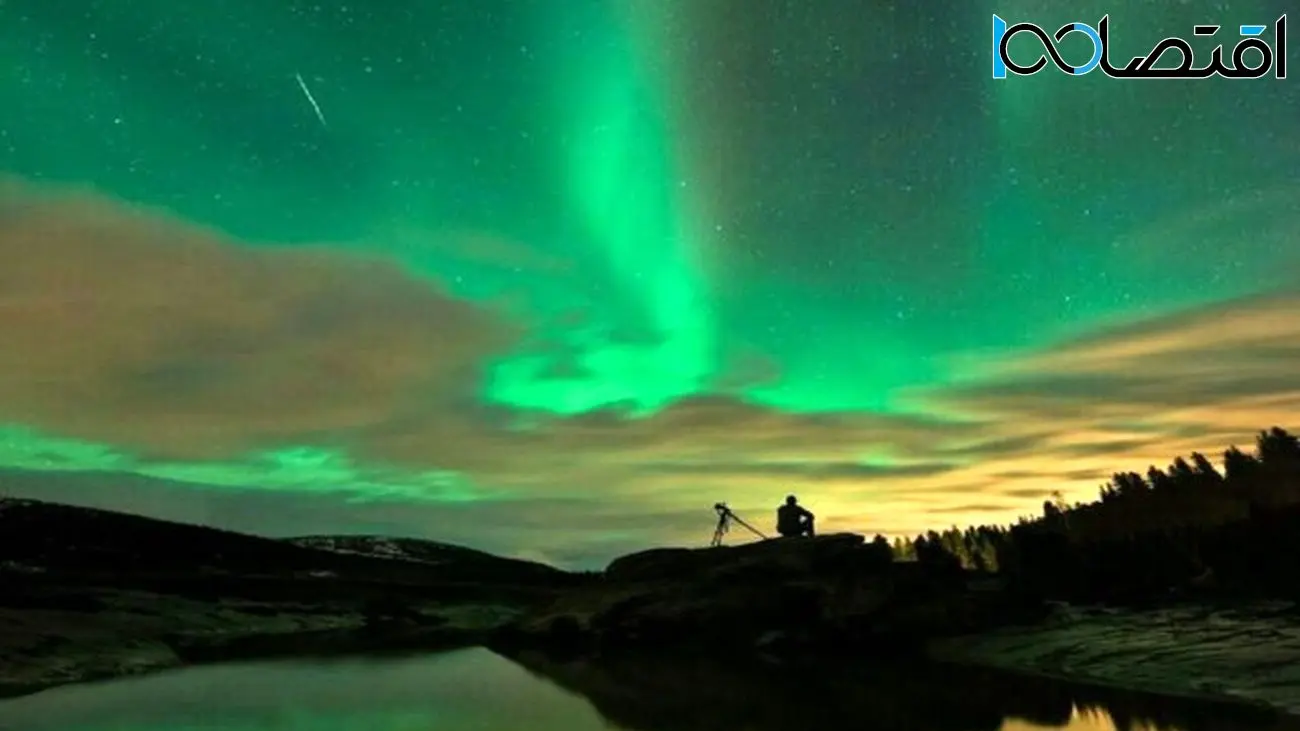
[1002, 708, 1166, 731]
[0, 649, 606, 731]
[0, 648, 1177, 731]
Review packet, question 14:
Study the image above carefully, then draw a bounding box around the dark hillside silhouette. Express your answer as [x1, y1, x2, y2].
[287, 534, 566, 584]
[893, 426, 1300, 604]
[0, 497, 582, 609]
[0, 498, 590, 697]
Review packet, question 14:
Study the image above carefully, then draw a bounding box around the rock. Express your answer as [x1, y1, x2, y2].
[930, 600, 1300, 715]
[494, 534, 1045, 658]
[604, 533, 869, 583]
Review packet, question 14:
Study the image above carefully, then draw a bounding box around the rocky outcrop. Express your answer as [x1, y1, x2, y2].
[493, 534, 1046, 657]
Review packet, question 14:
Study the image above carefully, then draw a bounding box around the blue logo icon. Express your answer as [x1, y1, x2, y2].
[992, 14, 1286, 79]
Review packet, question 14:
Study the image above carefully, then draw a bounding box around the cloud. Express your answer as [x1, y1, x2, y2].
[984, 292, 1297, 375]
[885, 289, 1300, 521]
[0, 178, 515, 460]
[927, 503, 1023, 516]
[920, 290, 1300, 424]
[353, 395, 972, 500]
[643, 461, 955, 481]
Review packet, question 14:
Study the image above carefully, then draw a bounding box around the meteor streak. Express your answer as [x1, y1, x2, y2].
[294, 72, 328, 129]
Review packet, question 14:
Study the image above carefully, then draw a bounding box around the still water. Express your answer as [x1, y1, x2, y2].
[0, 647, 1294, 731]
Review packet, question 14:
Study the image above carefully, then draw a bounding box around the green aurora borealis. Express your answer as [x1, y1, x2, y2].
[1, 0, 1298, 566]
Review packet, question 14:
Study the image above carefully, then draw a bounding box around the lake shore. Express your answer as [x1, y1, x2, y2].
[7, 589, 1300, 724]
[931, 600, 1300, 716]
[0, 587, 517, 700]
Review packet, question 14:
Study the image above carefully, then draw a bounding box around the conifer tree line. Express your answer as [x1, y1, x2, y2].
[880, 427, 1300, 602]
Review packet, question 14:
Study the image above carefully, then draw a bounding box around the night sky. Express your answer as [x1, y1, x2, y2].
[1, 0, 1298, 568]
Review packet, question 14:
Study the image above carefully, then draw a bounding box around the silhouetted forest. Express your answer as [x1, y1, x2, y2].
[887, 427, 1300, 604]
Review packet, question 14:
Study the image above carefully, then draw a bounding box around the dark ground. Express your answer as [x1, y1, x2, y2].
[5, 496, 1300, 718]
[0, 497, 586, 697]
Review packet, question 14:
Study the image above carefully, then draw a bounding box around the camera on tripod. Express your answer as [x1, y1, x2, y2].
[710, 501, 768, 547]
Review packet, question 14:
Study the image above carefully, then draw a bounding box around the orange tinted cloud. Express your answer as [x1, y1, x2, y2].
[888, 291, 1300, 528]
[0, 179, 513, 459]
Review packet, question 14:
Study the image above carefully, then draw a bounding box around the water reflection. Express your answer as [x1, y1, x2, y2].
[0, 647, 1294, 731]
[0, 649, 607, 731]
[506, 648, 1299, 731]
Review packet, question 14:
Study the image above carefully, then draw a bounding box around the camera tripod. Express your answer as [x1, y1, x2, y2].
[710, 502, 769, 547]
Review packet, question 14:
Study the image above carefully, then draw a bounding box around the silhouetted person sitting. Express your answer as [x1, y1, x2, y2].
[776, 494, 815, 537]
